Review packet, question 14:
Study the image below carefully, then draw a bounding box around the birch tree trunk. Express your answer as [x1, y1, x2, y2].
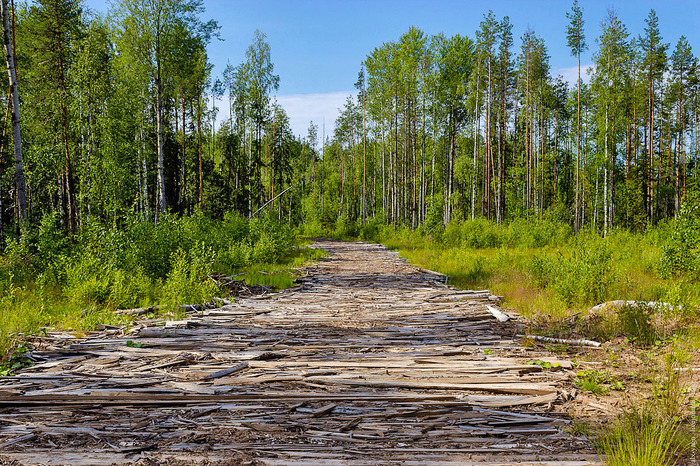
[198, 95, 203, 210]
[1, 0, 26, 226]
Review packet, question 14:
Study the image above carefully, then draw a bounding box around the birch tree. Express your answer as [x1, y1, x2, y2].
[113, 0, 217, 213]
[639, 9, 668, 222]
[0, 0, 26, 226]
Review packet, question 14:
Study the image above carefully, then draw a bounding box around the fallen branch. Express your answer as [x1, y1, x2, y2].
[415, 267, 449, 283]
[204, 362, 249, 380]
[517, 334, 601, 347]
[486, 305, 512, 322]
[115, 305, 165, 316]
[587, 300, 682, 314]
[416, 267, 446, 277]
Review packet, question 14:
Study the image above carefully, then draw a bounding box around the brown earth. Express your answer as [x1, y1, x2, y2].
[0, 240, 601, 465]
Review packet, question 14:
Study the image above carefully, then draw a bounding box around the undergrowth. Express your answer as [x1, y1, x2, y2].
[0, 212, 319, 359]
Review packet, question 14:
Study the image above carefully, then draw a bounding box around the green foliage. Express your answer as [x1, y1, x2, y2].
[551, 241, 615, 307]
[438, 218, 572, 250]
[0, 214, 302, 358]
[334, 215, 358, 239]
[0, 343, 33, 375]
[575, 369, 608, 395]
[599, 407, 682, 466]
[575, 369, 624, 395]
[0, 235, 33, 284]
[659, 194, 700, 278]
[248, 219, 293, 264]
[525, 360, 561, 370]
[64, 254, 154, 309]
[525, 238, 616, 307]
[164, 243, 218, 306]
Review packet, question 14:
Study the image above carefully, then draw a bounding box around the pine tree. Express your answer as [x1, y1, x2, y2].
[670, 36, 694, 217]
[639, 9, 668, 222]
[566, 0, 587, 232]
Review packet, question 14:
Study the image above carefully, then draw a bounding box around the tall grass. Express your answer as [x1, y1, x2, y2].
[368, 220, 698, 326]
[599, 408, 682, 466]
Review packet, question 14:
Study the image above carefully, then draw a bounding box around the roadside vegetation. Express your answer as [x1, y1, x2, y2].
[0, 212, 322, 359]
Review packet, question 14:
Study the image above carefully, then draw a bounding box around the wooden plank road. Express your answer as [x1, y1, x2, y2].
[0, 240, 599, 465]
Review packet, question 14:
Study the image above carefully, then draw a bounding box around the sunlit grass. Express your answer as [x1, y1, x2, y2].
[599, 408, 683, 466]
[384, 229, 699, 333]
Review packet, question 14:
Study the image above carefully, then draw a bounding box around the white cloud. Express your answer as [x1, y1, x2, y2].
[275, 91, 355, 142]
[554, 64, 595, 86]
[210, 91, 355, 146]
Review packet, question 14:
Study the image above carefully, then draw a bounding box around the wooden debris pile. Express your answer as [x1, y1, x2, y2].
[208, 272, 277, 297]
[0, 240, 598, 465]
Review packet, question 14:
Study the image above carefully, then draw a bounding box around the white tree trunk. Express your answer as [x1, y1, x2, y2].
[1, 0, 26, 225]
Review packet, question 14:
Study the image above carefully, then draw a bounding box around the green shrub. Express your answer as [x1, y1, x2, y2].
[659, 194, 700, 278]
[423, 197, 444, 235]
[461, 218, 500, 248]
[334, 215, 357, 239]
[247, 219, 293, 263]
[251, 231, 281, 263]
[215, 242, 250, 272]
[301, 219, 325, 237]
[551, 240, 615, 307]
[64, 254, 153, 309]
[0, 235, 34, 284]
[163, 242, 219, 306]
[358, 217, 385, 241]
[0, 213, 305, 358]
[528, 254, 552, 288]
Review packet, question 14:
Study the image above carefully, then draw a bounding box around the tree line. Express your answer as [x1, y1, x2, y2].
[0, 0, 302, 244]
[312, 2, 700, 234]
[0, 0, 698, 245]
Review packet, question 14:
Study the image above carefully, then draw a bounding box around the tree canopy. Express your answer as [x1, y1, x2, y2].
[0, 1, 698, 244]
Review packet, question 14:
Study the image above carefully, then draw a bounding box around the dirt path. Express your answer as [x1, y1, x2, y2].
[0, 240, 599, 465]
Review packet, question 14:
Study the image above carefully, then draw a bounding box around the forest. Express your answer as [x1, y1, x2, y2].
[0, 0, 699, 463]
[0, 1, 697, 237]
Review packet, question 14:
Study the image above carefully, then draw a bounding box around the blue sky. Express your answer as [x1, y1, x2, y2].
[88, 0, 700, 138]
